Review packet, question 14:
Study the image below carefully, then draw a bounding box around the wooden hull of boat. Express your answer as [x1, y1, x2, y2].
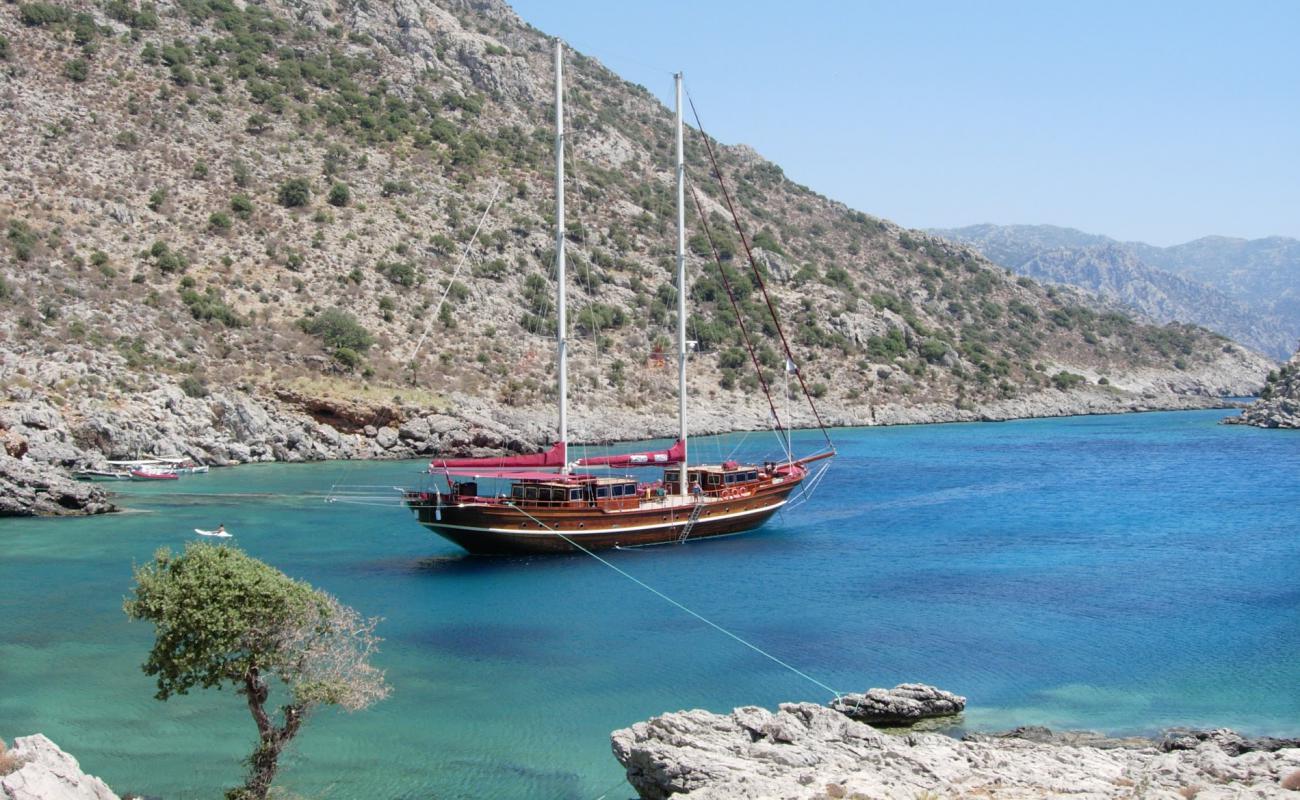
[409, 480, 800, 555]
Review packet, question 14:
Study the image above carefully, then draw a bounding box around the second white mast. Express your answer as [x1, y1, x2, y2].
[554, 40, 569, 473]
[674, 73, 688, 495]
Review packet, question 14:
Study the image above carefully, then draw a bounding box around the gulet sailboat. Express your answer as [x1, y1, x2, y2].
[404, 42, 834, 554]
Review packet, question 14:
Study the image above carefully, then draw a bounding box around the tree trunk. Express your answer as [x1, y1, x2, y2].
[235, 668, 305, 800]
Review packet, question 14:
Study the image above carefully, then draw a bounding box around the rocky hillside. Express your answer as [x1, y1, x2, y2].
[0, 0, 1271, 513]
[935, 224, 1299, 359]
[1136, 235, 1300, 318]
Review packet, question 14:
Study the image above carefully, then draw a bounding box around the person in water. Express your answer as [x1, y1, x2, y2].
[216, 523, 226, 535]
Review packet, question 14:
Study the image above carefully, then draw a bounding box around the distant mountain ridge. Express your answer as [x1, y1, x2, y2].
[931, 224, 1300, 359]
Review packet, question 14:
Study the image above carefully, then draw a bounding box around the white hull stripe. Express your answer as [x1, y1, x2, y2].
[424, 499, 787, 537]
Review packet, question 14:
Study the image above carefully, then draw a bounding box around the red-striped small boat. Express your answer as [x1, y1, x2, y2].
[129, 468, 178, 481]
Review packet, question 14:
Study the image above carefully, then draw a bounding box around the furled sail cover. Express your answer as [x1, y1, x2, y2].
[434, 469, 591, 481]
[429, 441, 567, 471]
[574, 439, 686, 468]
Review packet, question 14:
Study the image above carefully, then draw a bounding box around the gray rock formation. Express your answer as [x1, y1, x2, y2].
[828, 683, 964, 725]
[1158, 728, 1300, 757]
[0, 734, 119, 800]
[0, 454, 116, 517]
[1226, 346, 1300, 428]
[611, 702, 1300, 799]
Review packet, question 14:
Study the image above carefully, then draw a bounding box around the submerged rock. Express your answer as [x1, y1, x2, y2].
[0, 734, 119, 800]
[828, 683, 965, 725]
[611, 702, 1300, 799]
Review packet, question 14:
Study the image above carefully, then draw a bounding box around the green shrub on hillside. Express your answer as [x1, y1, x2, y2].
[208, 212, 232, 232]
[246, 113, 270, 134]
[277, 178, 311, 208]
[327, 182, 351, 207]
[230, 195, 254, 220]
[376, 260, 418, 287]
[149, 240, 188, 273]
[298, 308, 373, 363]
[0, 36, 9, 60]
[7, 220, 38, 261]
[104, 0, 158, 29]
[919, 338, 949, 364]
[751, 228, 784, 255]
[1052, 371, 1086, 390]
[866, 328, 907, 360]
[575, 303, 627, 334]
[179, 374, 209, 398]
[19, 2, 69, 26]
[64, 58, 88, 83]
[180, 286, 240, 326]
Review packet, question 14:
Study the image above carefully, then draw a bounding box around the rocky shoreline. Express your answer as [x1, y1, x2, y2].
[1224, 346, 1300, 429]
[0, 378, 1254, 518]
[0, 735, 118, 800]
[611, 688, 1300, 799]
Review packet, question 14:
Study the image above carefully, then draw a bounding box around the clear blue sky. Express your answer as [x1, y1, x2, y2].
[509, 0, 1299, 246]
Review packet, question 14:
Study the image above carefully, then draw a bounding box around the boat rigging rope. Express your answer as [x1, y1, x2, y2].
[687, 183, 785, 438]
[686, 93, 836, 453]
[410, 180, 503, 365]
[509, 504, 841, 700]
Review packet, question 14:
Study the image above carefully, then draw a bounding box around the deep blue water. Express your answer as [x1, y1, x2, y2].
[1, 408, 1297, 798]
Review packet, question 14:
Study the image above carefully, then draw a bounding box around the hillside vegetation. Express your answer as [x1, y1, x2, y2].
[0, 0, 1267, 444]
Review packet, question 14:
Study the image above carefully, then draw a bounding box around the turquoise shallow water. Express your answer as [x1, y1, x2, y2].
[2, 408, 1298, 798]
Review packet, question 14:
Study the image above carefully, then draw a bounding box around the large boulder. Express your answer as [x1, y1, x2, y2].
[0, 455, 116, 517]
[0, 734, 119, 800]
[828, 683, 965, 725]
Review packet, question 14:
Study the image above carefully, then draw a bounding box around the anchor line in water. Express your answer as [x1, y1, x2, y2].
[507, 504, 843, 701]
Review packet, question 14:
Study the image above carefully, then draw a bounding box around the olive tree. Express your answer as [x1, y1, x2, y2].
[124, 543, 389, 800]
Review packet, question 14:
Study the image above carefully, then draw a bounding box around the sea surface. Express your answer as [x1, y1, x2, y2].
[2, 408, 1298, 799]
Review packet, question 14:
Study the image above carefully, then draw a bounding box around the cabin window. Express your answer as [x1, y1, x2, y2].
[665, 470, 680, 484]
[596, 486, 610, 498]
[706, 474, 721, 486]
[747, 471, 757, 482]
[621, 484, 635, 496]
[724, 473, 736, 484]
[512, 486, 525, 499]
[569, 489, 581, 501]
[524, 486, 539, 501]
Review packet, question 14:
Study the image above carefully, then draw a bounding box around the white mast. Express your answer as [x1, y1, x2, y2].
[554, 40, 569, 473]
[674, 72, 689, 496]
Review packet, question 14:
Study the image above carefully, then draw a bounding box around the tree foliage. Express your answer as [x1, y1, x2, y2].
[298, 308, 374, 367]
[124, 543, 389, 800]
